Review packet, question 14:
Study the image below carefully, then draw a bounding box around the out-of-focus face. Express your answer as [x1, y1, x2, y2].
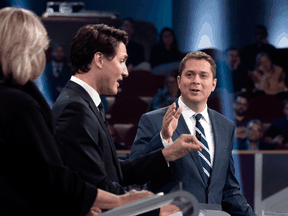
[98, 42, 128, 95]
[226, 50, 240, 68]
[166, 76, 178, 96]
[247, 123, 262, 142]
[120, 20, 134, 38]
[255, 28, 266, 43]
[234, 96, 248, 116]
[258, 55, 272, 72]
[52, 45, 65, 62]
[162, 30, 174, 49]
[177, 58, 217, 109]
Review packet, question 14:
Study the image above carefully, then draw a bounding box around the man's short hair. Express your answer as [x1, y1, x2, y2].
[0, 7, 49, 85]
[247, 119, 262, 132]
[234, 92, 248, 103]
[70, 24, 128, 75]
[178, 51, 216, 78]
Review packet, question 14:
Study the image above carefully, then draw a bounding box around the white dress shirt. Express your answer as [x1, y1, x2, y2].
[70, 76, 101, 108]
[161, 97, 215, 166]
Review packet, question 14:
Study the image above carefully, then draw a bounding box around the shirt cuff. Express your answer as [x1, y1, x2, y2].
[160, 132, 173, 148]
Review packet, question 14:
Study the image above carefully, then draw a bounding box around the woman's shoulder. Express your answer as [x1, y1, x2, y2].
[0, 84, 40, 112]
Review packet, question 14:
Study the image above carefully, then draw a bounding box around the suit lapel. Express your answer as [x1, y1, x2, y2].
[173, 99, 208, 186]
[207, 109, 222, 188]
[66, 81, 123, 181]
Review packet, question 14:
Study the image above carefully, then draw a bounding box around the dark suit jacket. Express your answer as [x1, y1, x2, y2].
[130, 99, 256, 216]
[0, 81, 97, 216]
[52, 81, 171, 195]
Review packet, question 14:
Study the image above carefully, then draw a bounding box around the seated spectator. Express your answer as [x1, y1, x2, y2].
[240, 25, 277, 72]
[36, 42, 71, 106]
[249, 52, 287, 95]
[149, 74, 180, 111]
[234, 119, 276, 150]
[150, 27, 182, 76]
[119, 18, 147, 72]
[263, 99, 288, 145]
[222, 47, 247, 93]
[233, 93, 252, 141]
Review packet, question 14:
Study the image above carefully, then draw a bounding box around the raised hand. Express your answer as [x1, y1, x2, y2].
[161, 102, 182, 140]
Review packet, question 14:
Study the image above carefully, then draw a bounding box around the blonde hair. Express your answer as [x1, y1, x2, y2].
[0, 7, 49, 85]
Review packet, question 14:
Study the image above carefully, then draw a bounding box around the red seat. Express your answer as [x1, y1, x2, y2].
[120, 70, 165, 97]
[109, 95, 149, 125]
[246, 95, 285, 123]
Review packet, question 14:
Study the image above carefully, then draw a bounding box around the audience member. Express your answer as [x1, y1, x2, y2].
[234, 93, 252, 141]
[52, 23, 203, 215]
[249, 52, 287, 95]
[222, 47, 247, 93]
[234, 119, 276, 150]
[37, 42, 71, 106]
[263, 99, 288, 145]
[120, 18, 146, 72]
[150, 27, 182, 76]
[150, 73, 180, 111]
[240, 25, 277, 72]
[130, 51, 256, 216]
[0, 7, 154, 216]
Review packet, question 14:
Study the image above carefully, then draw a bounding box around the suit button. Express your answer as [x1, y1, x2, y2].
[207, 189, 210, 194]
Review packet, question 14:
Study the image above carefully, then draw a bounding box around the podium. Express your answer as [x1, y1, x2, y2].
[99, 190, 199, 216]
[98, 190, 231, 216]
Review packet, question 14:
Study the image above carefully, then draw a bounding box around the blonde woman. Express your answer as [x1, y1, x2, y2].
[0, 7, 153, 216]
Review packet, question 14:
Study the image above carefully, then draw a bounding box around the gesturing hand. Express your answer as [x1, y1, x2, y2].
[162, 134, 202, 162]
[161, 102, 182, 141]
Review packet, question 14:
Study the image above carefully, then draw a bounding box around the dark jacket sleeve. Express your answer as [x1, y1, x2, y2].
[53, 101, 127, 195]
[0, 94, 97, 216]
[121, 149, 171, 186]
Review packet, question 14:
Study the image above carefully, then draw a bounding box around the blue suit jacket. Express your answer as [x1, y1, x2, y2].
[130, 99, 256, 216]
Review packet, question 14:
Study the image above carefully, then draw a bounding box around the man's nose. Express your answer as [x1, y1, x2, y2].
[192, 75, 200, 84]
[123, 66, 129, 77]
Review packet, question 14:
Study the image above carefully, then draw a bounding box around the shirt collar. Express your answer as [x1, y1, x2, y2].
[178, 96, 209, 123]
[70, 76, 101, 107]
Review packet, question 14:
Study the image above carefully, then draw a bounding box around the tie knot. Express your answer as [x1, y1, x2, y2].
[195, 113, 202, 121]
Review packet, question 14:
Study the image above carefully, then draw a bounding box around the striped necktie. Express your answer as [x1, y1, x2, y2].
[194, 114, 211, 184]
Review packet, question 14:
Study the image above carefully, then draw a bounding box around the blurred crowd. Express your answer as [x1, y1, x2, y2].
[39, 18, 288, 151]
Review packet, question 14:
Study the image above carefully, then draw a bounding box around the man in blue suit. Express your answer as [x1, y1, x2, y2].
[130, 51, 256, 215]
